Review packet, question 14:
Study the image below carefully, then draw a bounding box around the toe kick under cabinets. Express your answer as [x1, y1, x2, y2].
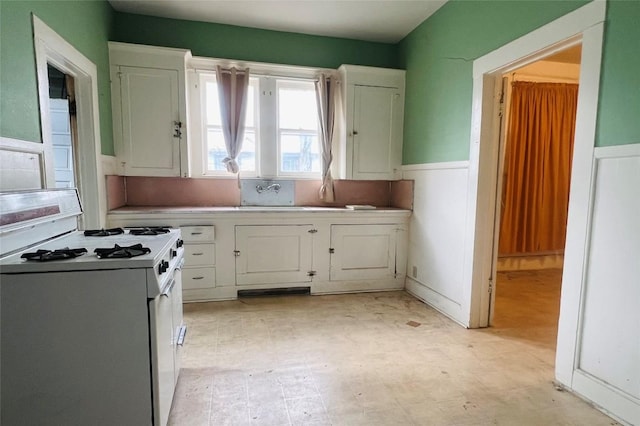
[107, 209, 410, 302]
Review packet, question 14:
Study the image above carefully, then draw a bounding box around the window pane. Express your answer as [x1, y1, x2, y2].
[205, 81, 222, 126]
[206, 128, 256, 172]
[279, 132, 320, 173]
[203, 75, 258, 173]
[278, 80, 319, 174]
[278, 81, 318, 130]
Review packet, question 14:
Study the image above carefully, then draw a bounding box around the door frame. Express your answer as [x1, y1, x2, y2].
[33, 15, 105, 229]
[463, 0, 605, 393]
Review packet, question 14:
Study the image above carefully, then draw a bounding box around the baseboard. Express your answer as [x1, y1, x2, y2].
[405, 277, 467, 327]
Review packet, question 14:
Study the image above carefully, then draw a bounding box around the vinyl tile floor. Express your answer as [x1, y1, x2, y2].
[169, 270, 619, 425]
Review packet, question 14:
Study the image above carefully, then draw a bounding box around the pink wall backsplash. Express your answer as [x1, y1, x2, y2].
[106, 175, 126, 210]
[125, 177, 240, 206]
[390, 180, 414, 210]
[108, 176, 414, 209]
[296, 180, 390, 207]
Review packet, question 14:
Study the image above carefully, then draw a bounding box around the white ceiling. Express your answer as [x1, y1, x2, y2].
[108, 0, 448, 43]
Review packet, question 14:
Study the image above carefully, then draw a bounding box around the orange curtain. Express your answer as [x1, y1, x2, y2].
[499, 81, 578, 255]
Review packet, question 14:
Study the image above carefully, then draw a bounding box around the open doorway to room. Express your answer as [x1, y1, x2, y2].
[33, 15, 105, 229]
[491, 45, 582, 355]
[47, 64, 78, 189]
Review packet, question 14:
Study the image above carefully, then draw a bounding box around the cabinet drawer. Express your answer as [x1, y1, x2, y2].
[184, 244, 215, 267]
[182, 267, 216, 290]
[181, 226, 215, 242]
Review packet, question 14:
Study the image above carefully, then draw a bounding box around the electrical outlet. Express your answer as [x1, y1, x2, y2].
[412, 265, 418, 279]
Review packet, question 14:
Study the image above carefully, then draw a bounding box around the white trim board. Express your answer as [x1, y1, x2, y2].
[401, 161, 469, 172]
[405, 278, 466, 327]
[0, 137, 47, 190]
[594, 143, 640, 159]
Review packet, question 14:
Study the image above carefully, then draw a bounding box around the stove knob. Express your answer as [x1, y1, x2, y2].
[171, 249, 177, 258]
[158, 260, 169, 274]
[176, 239, 184, 248]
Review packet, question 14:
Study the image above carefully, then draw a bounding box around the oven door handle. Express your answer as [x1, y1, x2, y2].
[161, 278, 176, 297]
[177, 325, 187, 346]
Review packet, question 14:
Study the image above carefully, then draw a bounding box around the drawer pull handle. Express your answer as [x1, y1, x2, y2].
[191, 232, 203, 235]
[192, 276, 205, 280]
[192, 252, 204, 256]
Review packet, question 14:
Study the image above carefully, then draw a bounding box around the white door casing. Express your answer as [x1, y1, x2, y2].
[466, 1, 603, 327]
[33, 16, 105, 228]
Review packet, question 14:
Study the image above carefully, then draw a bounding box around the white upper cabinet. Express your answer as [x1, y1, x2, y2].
[109, 42, 191, 177]
[338, 65, 405, 180]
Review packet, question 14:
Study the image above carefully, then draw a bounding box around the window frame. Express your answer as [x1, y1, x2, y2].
[188, 57, 336, 179]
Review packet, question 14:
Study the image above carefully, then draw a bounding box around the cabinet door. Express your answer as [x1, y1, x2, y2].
[330, 224, 397, 281]
[117, 66, 181, 176]
[352, 85, 402, 180]
[235, 225, 314, 285]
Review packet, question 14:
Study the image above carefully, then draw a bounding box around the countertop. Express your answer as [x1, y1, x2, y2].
[108, 206, 411, 215]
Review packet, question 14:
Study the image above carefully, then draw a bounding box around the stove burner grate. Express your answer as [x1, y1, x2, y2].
[128, 227, 171, 236]
[84, 228, 125, 237]
[21, 247, 88, 262]
[94, 243, 151, 259]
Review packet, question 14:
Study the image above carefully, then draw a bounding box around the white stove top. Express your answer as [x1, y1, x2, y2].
[0, 229, 181, 274]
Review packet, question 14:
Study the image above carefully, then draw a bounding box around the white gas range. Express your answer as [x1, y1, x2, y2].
[0, 189, 186, 426]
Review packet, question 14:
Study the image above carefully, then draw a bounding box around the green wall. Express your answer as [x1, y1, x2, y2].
[0, 0, 115, 154]
[113, 12, 397, 70]
[398, 0, 589, 164]
[596, 0, 640, 147]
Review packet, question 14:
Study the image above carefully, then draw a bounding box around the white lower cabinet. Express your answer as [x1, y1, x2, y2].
[330, 224, 399, 281]
[180, 225, 216, 290]
[107, 210, 410, 300]
[235, 225, 314, 285]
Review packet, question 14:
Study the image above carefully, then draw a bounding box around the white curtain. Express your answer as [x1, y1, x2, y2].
[216, 66, 250, 174]
[315, 74, 340, 202]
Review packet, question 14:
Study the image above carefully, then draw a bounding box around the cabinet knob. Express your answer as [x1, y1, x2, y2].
[353, 130, 359, 136]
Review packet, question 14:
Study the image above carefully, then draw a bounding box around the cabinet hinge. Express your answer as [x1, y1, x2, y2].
[308, 229, 318, 234]
[307, 270, 317, 277]
[488, 279, 494, 294]
[329, 248, 335, 254]
[233, 250, 240, 257]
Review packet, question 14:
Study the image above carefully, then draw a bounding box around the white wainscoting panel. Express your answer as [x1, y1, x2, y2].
[403, 162, 469, 325]
[573, 144, 640, 425]
[0, 137, 45, 191]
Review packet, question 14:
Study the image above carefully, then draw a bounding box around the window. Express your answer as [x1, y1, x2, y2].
[202, 74, 258, 173]
[197, 71, 320, 178]
[277, 80, 320, 175]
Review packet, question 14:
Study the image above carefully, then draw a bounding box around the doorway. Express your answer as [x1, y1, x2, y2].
[491, 46, 581, 354]
[33, 15, 105, 228]
[47, 64, 77, 189]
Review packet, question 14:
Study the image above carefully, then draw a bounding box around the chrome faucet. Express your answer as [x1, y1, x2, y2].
[256, 183, 281, 193]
